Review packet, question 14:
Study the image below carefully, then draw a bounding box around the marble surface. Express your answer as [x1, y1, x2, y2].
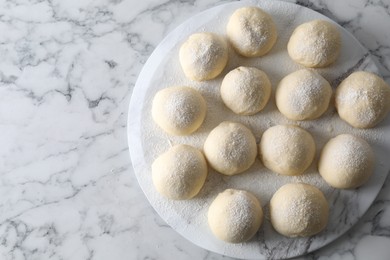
[0, 0, 390, 260]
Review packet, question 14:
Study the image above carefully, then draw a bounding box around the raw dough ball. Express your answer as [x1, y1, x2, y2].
[227, 7, 277, 57]
[208, 189, 263, 243]
[276, 69, 332, 120]
[152, 144, 208, 200]
[179, 32, 228, 81]
[319, 134, 375, 189]
[270, 183, 329, 237]
[287, 20, 341, 68]
[259, 125, 315, 176]
[335, 71, 390, 128]
[221, 66, 272, 115]
[204, 121, 257, 176]
[152, 86, 206, 135]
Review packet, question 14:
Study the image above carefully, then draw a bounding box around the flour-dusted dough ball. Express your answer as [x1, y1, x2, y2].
[287, 20, 341, 68]
[221, 66, 272, 115]
[152, 86, 206, 135]
[335, 71, 390, 128]
[204, 121, 257, 176]
[179, 32, 228, 81]
[270, 183, 329, 237]
[319, 134, 375, 189]
[276, 69, 332, 120]
[152, 144, 208, 200]
[208, 189, 263, 243]
[259, 125, 315, 176]
[227, 7, 277, 57]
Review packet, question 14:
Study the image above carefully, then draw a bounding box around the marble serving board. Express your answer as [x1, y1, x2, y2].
[128, 0, 390, 259]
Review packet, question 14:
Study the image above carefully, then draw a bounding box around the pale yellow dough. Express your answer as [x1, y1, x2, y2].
[203, 121, 257, 176]
[270, 183, 329, 237]
[319, 134, 375, 189]
[259, 125, 315, 176]
[179, 32, 228, 81]
[152, 86, 206, 135]
[276, 69, 332, 120]
[152, 144, 208, 200]
[227, 7, 277, 57]
[208, 189, 263, 243]
[287, 20, 341, 68]
[221, 66, 272, 115]
[335, 71, 390, 128]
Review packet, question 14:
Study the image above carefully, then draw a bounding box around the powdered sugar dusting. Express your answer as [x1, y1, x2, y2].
[180, 32, 228, 80]
[319, 134, 374, 188]
[240, 16, 269, 49]
[204, 121, 257, 175]
[152, 86, 206, 135]
[288, 20, 341, 67]
[225, 189, 260, 241]
[218, 130, 248, 166]
[227, 6, 277, 56]
[165, 89, 205, 129]
[332, 135, 373, 171]
[296, 24, 329, 62]
[336, 73, 388, 127]
[292, 76, 322, 113]
[260, 125, 315, 176]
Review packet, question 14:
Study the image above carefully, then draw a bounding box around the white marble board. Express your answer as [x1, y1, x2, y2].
[128, 0, 390, 259]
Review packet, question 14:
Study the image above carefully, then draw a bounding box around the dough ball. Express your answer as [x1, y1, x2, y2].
[319, 134, 375, 189]
[259, 125, 315, 176]
[221, 66, 272, 115]
[152, 144, 208, 200]
[276, 69, 332, 120]
[270, 183, 329, 237]
[227, 7, 277, 57]
[179, 32, 228, 81]
[287, 20, 341, 67]
[335, 71, 390, 128]
[208, 189, 263, 243]
[204, 121, 257, 176]
[152, 86, 206, 135]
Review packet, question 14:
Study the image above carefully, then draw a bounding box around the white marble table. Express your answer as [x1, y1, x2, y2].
[0, 0, 389, 259]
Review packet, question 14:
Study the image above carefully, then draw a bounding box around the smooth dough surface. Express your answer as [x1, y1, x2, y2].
[227, 7, 277, 57]
[203, 121, 257, 176]
[319, 134, 375, 189]
[152, 86, 206, 135]
[152, 144, 208, 200]
[221, 66, 272, 115]
[208, 189, 263, 243]
[259, 125, 315, 176]
[287, 20, 341, 68]
[335, 71, 390, 128]
[270, 183, 329, 237]
[179, 32, 228, 81]
[276, 69, 332, 120]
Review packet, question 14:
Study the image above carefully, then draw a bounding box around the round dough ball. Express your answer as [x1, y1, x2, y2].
[152, 86, 206, 135]
[319, 134, 375, 189]
[179, 32, 228, 81]
[276, 69, 332, 120]
[204, 121, 257, 176]
[208, 189, 263, 243]
[287, 20, 341, 68]
[152, 144, 208, 200]
[259, 125, 315, 176]
[221, 66, 272, 115]
[270, 183, 329, 237]
[335, 71, 390, 128]
[227, 7, 277, 57]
